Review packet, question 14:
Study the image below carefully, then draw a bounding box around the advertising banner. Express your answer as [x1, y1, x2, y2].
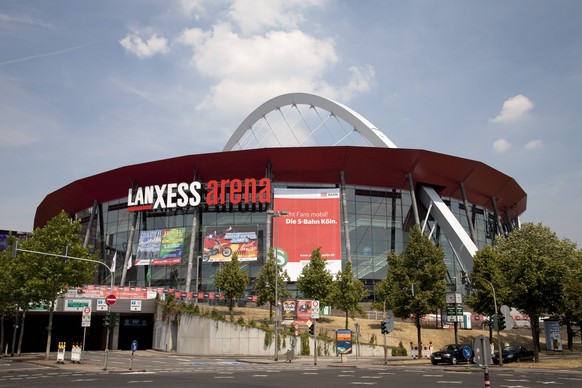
[544, 319, 563, 351]
[295, 299, 314, 324]
[135, 228, 185, 266]
[202, 225, 259, 262]
[274, 188, 341, 281]
[282, 299, 297, 322]
[336, 329, 353, 355]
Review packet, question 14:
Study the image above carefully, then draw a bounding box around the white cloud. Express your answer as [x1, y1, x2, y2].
[167, 1, 371, 121]
[228, 0, 326, 34]
[119, 32, 169, 59]
[493, 138, 511, 152]
[179, 0, 206, 19]
[180, 24, 337, 80]
[491, 94, 534, 123]
[524, 139, 542, 150]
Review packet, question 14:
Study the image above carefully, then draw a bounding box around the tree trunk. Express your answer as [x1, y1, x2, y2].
[566, 320, 574, 351]
[416, 313, 422, 358]
[530, 314, 540, 363]
[1, 312, 4, 355]
[345, 310, 348, 329]
[45, 300, 55, 360]
[17, 311, 26, 355]
[10, 307, 19, 356]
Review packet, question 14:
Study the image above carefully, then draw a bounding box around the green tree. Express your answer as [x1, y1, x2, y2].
[494, 223, 573, 362]
[465, 246, 511, 339]
[214, 252, 250, 319]
[561, 248, 582, 350]
[253, 248, 290, 320]
[15, 211, 96, 359]
[375, 225, 447, 358]
[296, 247, 335, 305]
[329, 261, 368, 329]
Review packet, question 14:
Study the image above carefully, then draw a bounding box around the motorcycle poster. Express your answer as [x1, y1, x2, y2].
[202, 225, 258, 262]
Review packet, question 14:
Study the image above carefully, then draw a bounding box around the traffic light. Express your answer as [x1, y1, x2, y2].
[308, 323, 315, 335]
[380, 320, 387, 334]
[498, 314, 506, 330]
[104, 312, 111, 327]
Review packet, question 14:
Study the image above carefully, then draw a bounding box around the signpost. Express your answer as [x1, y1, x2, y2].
[336, 329, 353, 363]
[129, 340, 138, 370]
[473, 334, 492, 387]
[81, 306, 91, 352]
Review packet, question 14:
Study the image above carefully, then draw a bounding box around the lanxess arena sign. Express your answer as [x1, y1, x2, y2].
[127, 178, 271, 212]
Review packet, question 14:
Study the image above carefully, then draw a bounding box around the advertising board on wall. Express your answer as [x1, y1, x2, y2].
[202, 225, 259, 262]
[134, 227, 185, 266]
[273, 188, 341, 281]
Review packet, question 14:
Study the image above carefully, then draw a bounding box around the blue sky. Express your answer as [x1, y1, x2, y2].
[1, 0, 581, 247]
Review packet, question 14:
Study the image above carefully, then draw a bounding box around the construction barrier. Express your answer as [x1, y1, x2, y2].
[410, 341, 433, 359]
[70, 342, 82, 363]
[56, 342, 66, 364]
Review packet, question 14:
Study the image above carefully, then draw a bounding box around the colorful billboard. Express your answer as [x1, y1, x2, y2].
[135, 227, 185, 266]
[202, 225, 259, 262]
[273, 188, 341, 281]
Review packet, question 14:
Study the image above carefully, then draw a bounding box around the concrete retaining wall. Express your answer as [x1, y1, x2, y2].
[152, 306, 390, 357]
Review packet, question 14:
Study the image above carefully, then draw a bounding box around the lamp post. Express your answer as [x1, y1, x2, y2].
[471, 277, 503, 367]
[266, 210, 288, 361]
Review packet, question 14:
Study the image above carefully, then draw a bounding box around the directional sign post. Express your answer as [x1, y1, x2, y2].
[81, 306, 92, 327]
[129, 340, 138, 370]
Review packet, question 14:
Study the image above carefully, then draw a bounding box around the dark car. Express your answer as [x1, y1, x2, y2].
[430, 344, 474, 365]
[492, 345, 534, 364]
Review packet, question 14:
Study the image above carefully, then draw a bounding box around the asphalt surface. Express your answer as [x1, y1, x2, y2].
[1, 349, 581, 374]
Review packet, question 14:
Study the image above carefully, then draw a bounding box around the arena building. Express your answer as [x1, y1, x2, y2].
[35, 92, 526, 300]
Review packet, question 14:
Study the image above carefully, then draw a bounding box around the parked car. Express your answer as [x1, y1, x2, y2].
[430, 344, 474, 365]
[492, 345, 534, 364]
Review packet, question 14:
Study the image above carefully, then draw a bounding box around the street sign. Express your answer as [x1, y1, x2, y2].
[473, 334, 491, 368]
[130, 300, 142, 311]
[96, 299, 108, 311]
[81, 306, 91, 327]
[446, 292, 462, 304]
[131, 340, 138, 353]
[64, 299, 91, 312]
[106, 294, 117, 306]
[386, 310, 395, 333]
[311, 300, 320, 318]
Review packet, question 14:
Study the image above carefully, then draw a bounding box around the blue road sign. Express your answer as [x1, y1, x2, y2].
[131, 340, 138, 352]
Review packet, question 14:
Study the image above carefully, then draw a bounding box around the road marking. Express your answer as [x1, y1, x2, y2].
[252, 374, 268, 377]
[128, 380, 153, 383]
[350, 383, 376, 385]
[436, 381, 463, 384]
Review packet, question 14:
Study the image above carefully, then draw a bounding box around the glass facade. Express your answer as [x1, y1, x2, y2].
[79, 182, 506, 299]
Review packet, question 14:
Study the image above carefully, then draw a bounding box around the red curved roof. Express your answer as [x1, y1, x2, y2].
[34, 146, 526, 228]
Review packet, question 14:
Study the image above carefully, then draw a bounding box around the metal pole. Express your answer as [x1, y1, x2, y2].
[274, 211, 278, 362]
[475, 277, 503, 367]
[103, 271, 114, 370]
[383, 301, 387, 365]
[313, 320, 317, 366]
[267, 210, 288, 362]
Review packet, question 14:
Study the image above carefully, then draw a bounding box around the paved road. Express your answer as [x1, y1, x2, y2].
[1, 351, 582, 388]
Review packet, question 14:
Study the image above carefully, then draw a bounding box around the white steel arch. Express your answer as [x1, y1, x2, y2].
[224, 92, 478, 272]
[223, 92, 397, 151]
